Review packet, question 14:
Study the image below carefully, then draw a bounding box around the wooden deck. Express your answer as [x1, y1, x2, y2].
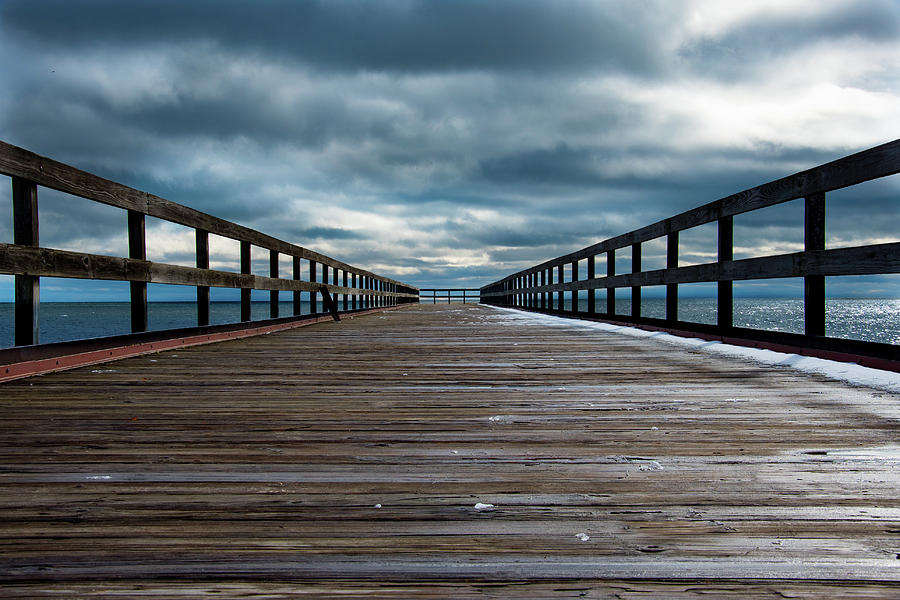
[1, 303, 899, 597]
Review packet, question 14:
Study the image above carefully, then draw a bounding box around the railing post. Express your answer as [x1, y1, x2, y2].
[241, 241, 252, 322]
[322, 264, 330, 311]
[805, 192, 826, 336]
[334, 267, 340, 309]
[528, 273, 533, 308]
[128, 209, 148, 333]
[293, 256, 302, 315]
[631, 243, 641, 319]
[587, 255, 595, 315]
[607, 250, 615, 315]
[196, 229, 210, 326]
[522, 276, 527, 307]
[342, 270, 349, 312]
[666, 232, 678, 323]
[269, 249, 279, 319]
[571, 260, 578, 312]
[556, 264, 564, 311]
[309, 260, 318, 313]
[543, 269, 549, 310]
[12, 177, 39, 346]
[352, 272, 357, 310]
[718, 216, 733, 331]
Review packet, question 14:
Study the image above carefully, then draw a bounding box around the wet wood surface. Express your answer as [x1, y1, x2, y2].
[1, 303, 899, 597]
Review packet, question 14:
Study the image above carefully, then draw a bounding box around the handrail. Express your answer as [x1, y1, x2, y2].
[418, 288, 481, 304]
[0, 141, 418, 347]
[480, 139, 900, 363]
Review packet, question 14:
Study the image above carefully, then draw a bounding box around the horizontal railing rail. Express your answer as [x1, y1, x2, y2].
[480, 138, 900, 365]
[0, 141, 418, 348]
[418, 288, 481, 304]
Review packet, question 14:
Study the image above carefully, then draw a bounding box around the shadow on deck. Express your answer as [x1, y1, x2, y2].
[1, 303, 899, 597]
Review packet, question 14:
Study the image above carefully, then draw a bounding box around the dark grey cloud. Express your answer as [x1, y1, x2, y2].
[477, 142, 839, 191]
[280, 226, 364, 242]
[479, 143, 609, 187]
[1, 0, 667, 75]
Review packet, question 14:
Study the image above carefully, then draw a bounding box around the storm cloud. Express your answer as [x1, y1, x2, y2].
[0, 0, 897, 297]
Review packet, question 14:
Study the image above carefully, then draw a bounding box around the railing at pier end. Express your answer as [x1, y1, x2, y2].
[418, 288, 480, 304]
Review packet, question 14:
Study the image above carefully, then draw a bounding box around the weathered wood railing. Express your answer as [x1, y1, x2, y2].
[418, 288, 480, 304]
[481, 139, 900, 365]
[0, 141, 419, 348]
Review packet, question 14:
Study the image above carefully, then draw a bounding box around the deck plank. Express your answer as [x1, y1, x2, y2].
[0, 303, 898, 596]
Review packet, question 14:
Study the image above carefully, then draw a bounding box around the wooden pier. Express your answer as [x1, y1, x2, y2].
[1, 303, 898, 597]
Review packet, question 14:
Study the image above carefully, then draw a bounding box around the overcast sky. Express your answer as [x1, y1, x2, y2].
[1, 0, 898, 301]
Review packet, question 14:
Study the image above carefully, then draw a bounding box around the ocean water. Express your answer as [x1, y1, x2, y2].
[0, 298, 897, 348]
[0, 301, 313, 348]
[557, 297, 900, 345]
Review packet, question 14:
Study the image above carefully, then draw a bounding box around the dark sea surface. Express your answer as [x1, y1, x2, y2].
[0, 298, 898, 348]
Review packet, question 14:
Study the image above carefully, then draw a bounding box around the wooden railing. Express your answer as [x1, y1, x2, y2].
[0, 141, 418, 347]
[481, 139, 900, 364]
[418, 288, 481, 304]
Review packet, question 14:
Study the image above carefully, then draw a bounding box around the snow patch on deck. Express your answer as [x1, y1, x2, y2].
[488, 307, 900, 394]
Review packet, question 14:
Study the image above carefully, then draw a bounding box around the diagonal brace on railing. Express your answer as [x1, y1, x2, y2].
[319, 285, 341, 322]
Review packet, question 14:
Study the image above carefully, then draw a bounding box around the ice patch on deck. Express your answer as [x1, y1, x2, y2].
[489, 307, 900, 394]
[639, 460, 664, 471]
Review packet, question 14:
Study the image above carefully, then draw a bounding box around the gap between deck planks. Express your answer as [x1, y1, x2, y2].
[0, 303, 898, 596]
